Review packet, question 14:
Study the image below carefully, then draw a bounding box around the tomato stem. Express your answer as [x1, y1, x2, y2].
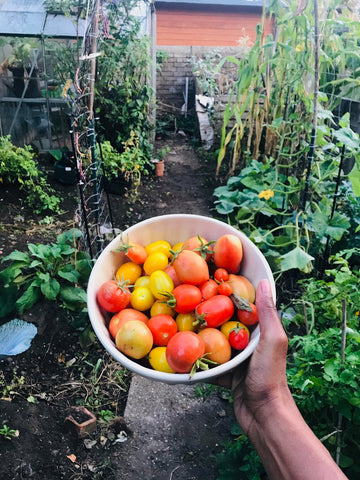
[231, 294, 252, 312]
[189, 354, 218, 378]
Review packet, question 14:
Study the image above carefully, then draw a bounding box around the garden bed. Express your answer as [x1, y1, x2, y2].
[0, 136, 218, 479]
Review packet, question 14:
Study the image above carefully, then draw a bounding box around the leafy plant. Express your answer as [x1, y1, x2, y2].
[0, 229, 91, 316]
[284, 248, 360, 478]
[0, 136, 61, 214]
[0, 424, 19, 440]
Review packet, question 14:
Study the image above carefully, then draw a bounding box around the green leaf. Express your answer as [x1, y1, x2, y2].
[16, 286, 41, 314]
[59, 286, 87, 304]
[40, 278, 60, 300]
[0, 265, 23, 284]
[1, 251, 30, 263]
[323, 358, 339, 382]
[348, 161, 360, 196]
[58, 270, 80, 283]
[279, 247, 314, 273]
[309, 209, 350, 241]
[333, 127, 360, 151]
[0, 284, 17, 317]
[57, 228, 83, 245]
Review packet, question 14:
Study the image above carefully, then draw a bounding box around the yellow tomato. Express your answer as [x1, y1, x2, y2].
[220, 321, 249, 339]
[149, 270, 174, 300]
[150, 300, 175, 317]
[116, 261, 142, 285]
[145, 240, 172, 258]
[134, 275, 151, 289]
[116, 320, 153, 359]
[143, 252, 169, 275]
[130, 287, 154, 311]
[148, 346, 175, 373]
[175, 313, 196, 332]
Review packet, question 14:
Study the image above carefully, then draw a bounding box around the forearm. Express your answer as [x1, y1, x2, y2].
[248, 389, 348, 480]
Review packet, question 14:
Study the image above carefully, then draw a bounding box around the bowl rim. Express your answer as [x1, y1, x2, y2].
[87, 214, 275, 384]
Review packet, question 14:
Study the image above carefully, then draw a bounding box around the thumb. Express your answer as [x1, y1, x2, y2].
[255, 279, 285, 341]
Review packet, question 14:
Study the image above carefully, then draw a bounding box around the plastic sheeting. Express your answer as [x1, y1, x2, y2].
[0, 0, 86, 38]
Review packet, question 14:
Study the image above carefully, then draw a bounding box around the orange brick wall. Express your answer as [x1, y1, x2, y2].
[156, 6, 273, 47]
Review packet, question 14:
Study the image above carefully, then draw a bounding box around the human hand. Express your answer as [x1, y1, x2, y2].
[216, 279, 290, 437]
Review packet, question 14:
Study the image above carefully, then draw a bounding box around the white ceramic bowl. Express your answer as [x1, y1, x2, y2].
[87, 214, 275, 384]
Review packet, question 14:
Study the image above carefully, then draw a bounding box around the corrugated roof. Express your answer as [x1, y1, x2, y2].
[155, 0, 265, 6]
[0, 0, 86, 38]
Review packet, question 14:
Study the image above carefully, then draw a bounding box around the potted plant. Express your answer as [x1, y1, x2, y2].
[153, 145, 170, 177]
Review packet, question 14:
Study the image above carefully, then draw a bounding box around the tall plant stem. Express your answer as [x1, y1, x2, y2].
[301, 0, 320, 212]
[336, 298, 347, 465]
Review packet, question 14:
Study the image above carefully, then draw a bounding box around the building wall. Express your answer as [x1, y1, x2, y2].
[156, 5, 272, 47]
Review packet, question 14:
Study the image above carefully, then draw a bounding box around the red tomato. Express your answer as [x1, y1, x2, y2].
[199, 279, 218, 300]
[218, 281, 232, 297]
[237, 301, 259, 326]
[183, 235, 213, 261]
[172, 250, 209, 285]
[97, 280, 131, 313]
[228, 322, 250, 350]
[197, 328, 231, 365]
[109, 309, 149, 339]
[166, 284, 202, 314]
[214, 268, 229, 283]
[147, 314, 178, 346]
[166, 331, 205, 374]
[213, 234, 243, 274]
[117, 238, 148, 265]
[195, 295, 235, 328]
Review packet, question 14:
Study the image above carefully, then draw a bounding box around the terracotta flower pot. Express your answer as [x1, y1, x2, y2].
[155, 159, 165, 177]
[64, 407, 97, 438]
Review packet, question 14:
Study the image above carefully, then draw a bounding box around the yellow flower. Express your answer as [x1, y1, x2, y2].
[295, 44, 305, 52]
[258, 189, 274, 200]
[356, 311, 359, 316]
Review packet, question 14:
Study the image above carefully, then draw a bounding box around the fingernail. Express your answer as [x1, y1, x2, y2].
[258, 279, 271, 297]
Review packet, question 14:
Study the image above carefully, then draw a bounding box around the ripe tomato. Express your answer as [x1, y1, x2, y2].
[116, 320, 153, 359]
[117, 238, 147, 265]
[220, 320, 241, 339]
[228, 322, 250, 350]
[116, 261, 142, 285]
[214, 268, 229, 283]
[150, 300, 175, 317]
[145, 240, 171, 258]
[148, 346, 175, 373]
[149, 270, 174, 300]
[183, 235, 213, 260]
[147, 314, 178, 346]
[130, 286, 154, 311]
[109, 308, 148, 339]
[237, 300, 259, 326]
[166, 331, 205, 374]
[228, 274, 255, 303]
[195, 295, 235, 328]
[97, 280, 131, 313]
[175, 312, 196, 332]
[167, 284, 202, 314]
[173, 250, 209, 285]
[213, 234, 243, 274]
[218, 281, 232, 297]
[199, 279, 218, 300]
[143, 252, 169, 275]
[197, 328, 232, 365]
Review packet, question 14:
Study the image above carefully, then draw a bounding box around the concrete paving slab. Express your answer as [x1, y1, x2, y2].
[110, 374, 236, 480]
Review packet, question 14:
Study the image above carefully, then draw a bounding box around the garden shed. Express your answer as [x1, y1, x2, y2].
[155, 0, 273, 115]
[0, 0, 85, 150]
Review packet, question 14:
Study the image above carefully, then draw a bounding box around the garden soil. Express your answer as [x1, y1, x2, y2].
[0, 135, 238, 479]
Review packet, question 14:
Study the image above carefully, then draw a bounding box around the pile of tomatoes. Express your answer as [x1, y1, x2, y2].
[96, 233, 259, 376]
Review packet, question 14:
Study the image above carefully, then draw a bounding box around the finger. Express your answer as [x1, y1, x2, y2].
[256, 279, 285, 339]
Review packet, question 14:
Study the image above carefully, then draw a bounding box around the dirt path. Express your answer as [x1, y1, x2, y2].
[0, 135, 237, 479]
